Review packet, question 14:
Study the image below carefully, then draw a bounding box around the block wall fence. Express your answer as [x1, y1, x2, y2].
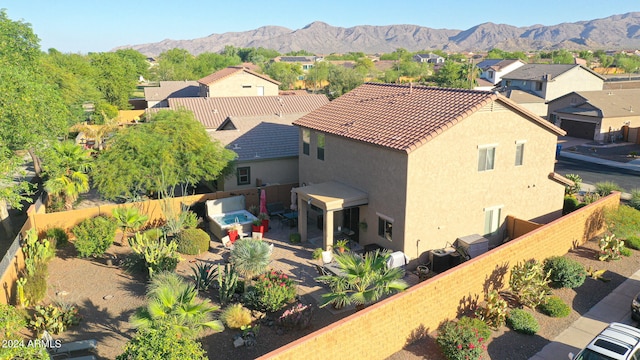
[0, 183, 295, 305]
[259, 192, 621, 360]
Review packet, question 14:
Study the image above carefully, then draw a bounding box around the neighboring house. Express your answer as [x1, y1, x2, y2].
[476, 59, 526, 86]
[143, 81, 199, 108]
[547, 89, 640, 142]
[273, 56, 323, 71]
[210, 114, 304, 191]
[413, 53, 445, 64]
[499, 64, 605, 117]
[293, 83, 567, 262]
[198, 66, 280, 98]
[168, 94, 329, 190]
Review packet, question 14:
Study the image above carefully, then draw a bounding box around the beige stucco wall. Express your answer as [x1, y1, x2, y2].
[223, 157, 298, 191]
[546, 68, 604, 101]
[204, 73, 278, 97]
[405, 102, 565, 259]
[517, 102, 549, 118]
[298, 130, 408, 251]
[298, 100, 564, 261]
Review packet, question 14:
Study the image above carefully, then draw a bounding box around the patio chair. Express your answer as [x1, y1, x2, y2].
[48, 338, 97, 358]
[221, 235, 234, 250]
[315, 263, 330, 277]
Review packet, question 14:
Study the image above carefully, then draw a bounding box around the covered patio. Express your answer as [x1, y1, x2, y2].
[293, 181, 368, 250]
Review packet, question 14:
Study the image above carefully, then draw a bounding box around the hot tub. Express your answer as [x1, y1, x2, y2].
[209, 209, 258, 240]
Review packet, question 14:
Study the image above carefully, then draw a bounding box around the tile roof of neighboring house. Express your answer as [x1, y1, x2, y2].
[552, 89, 640, 118]
[143, 81, 199, 101]
[502, 64, 605, 81]
[169, 94, 329, 129]
[211, 113, 303, 161]
[293, 83, 563, 153]
[478, 59, 523, 71]
[197, 66, 280, 86]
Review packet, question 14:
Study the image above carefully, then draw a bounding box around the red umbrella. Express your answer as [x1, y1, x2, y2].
[259, 189, 267, 215]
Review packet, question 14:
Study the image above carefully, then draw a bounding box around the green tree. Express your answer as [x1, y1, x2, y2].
[304, 61, 331, 91]
[114, 48, 150, 81]
[551, 50, 575, 64]
[192, 52, 241, 78]
[131, 272, 223, 338]
[263, 61, 303, 90]
[0, 10, 41, 70]
[317, 250, 408, 310]
[230, 238, 272, 290]
[89, 52, 138, 108]
[327, 66, 365, 99]
[42, 141, 93, 210]
[0, 147, 33, 236]
[432, 61, 466, 87]
[153, 48, 196, 81]
[92, 109, 235, 200]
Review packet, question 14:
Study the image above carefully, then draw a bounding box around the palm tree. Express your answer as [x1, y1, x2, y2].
[317, 250, 409, 310]
[112, 206, 149, 245]
[71, 114, 119, 151]
[42, 141, 93, 210]
[230, 238, 272, 291]
[131, 272, 224, 339]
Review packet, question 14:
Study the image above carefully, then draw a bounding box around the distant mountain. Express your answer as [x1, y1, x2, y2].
[114, 12, 640, 56]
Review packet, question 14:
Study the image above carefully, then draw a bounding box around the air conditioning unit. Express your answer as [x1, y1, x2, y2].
[455, 234, 489, 259]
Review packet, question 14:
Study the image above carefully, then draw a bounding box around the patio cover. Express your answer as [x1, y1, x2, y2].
[294, 181, 368, 211]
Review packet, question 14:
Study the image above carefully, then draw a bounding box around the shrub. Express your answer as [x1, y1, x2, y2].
[45, 227, 69, 248]
[543, 256, 586, 288]
[595, 181, 623, 196]
[116, 325, 207, 360]
[563, 196, 579, 215]
[0, 304, 27, 339]
[599, 234, 624, 261]
[312, 248, 323, 260]
[175, 228, 210, 255]
[22, 267, 48, 305]
[630, 189, 640, 211]
[143, 228, 164, 241]
[509, 259, 551, 308]
[289, 233, 301, 244]
[626, 236, 640, 250]
[605, 205, 640, 240]
[276, 303, 314, 330]
[182, 211, 199, 229]
[128, 233, 180, 278]
[475, 289, 508, 329]
[29, 303, 81, 335]
[539, 296, 571, 318]
[436, 316, 489, 360]
[221, 303, 252, 329]
[72, 215, 117, 257]
[244, 270, 296, 312]
[621, 247, 633, 257]
[507, 309, 539, 335]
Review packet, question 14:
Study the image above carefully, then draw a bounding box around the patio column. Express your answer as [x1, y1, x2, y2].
[298, 195, 307, 243]
[323, 209, 334, 251]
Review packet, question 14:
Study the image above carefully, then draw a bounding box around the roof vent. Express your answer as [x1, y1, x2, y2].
[232, 143, 241, 149]
[213, 109, 218, 113]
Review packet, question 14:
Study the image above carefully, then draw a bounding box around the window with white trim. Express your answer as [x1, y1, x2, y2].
[377, 214, 393, 242]
[478, 144, 497, 172]
[484, 206, 502, 236]
[515, 141, 525, 166]
[237, 167, 250, 185]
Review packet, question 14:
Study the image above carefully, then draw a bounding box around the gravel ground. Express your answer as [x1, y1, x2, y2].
[388, 238, 640, 360]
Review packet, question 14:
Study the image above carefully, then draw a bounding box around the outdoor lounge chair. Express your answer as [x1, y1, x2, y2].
[48, 339, 97, 358]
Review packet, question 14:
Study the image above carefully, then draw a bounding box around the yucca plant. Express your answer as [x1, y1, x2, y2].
[230, 238, 272, 291]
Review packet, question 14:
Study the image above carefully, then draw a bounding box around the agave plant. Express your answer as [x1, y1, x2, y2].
[131, 272, 224, 339]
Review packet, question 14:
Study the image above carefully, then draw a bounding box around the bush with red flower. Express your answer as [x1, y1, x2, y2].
[244, 270, 296, 312]
[436, 316, 490, 360]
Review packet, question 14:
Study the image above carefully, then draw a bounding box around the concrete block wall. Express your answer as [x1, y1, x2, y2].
[259, 192, 620, 360]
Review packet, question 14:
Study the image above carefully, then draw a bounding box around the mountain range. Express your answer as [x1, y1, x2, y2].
[115, 12, 640, 56]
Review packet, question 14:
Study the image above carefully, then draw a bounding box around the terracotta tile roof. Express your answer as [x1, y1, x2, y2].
[143, 81, 199, 101]
[197, 66, 280, 86]
[169, 94, 329, 129]
[294, 83, 564, 153]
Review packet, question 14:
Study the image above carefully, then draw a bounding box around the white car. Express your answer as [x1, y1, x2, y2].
[570, 322, 640, 360]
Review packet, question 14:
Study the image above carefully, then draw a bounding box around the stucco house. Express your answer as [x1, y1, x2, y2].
[292, 83, 568, 263]
[547, 89, 640, 142]
[198, 66, 280, 98]
[413, 53, 445, 64]
[168, 94, 329, 190]
[476, 59, 526, 86]
[499, 64, 605, 117]
[143, 80, 199, 108]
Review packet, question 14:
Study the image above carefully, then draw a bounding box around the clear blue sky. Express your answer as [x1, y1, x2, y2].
[3, 1, 639, 54]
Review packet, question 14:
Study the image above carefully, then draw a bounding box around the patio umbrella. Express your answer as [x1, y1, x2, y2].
[259, 189, 267, 215]
[290, 188, 297, 211]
